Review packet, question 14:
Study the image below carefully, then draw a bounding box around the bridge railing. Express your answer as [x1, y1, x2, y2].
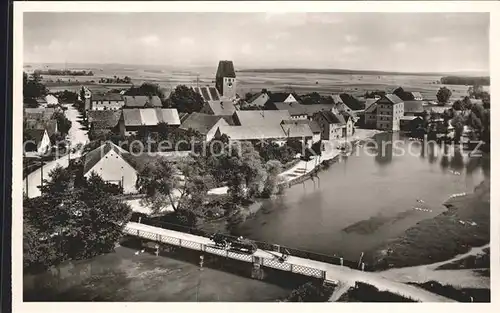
[129, 215, 368, 271]
[123, 225, 326, 280]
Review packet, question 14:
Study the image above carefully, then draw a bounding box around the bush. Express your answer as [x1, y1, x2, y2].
[284, 281, 335, 302]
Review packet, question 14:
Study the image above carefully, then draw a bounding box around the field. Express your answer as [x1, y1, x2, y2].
[26, 63, 488, 101]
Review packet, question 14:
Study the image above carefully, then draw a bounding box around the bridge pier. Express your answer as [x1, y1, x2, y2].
[251, 256, 265, 280]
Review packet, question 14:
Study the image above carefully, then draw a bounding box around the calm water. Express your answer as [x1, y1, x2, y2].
[235, 133, 489, 260]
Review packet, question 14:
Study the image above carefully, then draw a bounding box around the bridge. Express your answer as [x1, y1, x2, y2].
[124, 222, 455, 302]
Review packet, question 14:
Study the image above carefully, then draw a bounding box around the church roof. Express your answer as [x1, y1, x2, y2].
[216, 60, 236, 78]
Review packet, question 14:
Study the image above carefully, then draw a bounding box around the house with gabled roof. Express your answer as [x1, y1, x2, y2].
[118, 108, 181, 136]
[90, 93, 124, 110]
[271, 102, 334, 120]
[24, 107, 56, 121]
[410, 92, 423, 101]
[87, 110, 122, 135]
[403, 100, 425, 116]
[282, 119, 321, 143]
[123, 95, 162, 108]
[83, 142, 138, 193]
[364, 94, 404, 131]
[268, 92, 300, 104]
[24, 129, 51, 154]
[312, 110, 347, 140]
[179, 112, 230, 142]
[233, 110, 291, 127]
[245, 92, 270, 108]
[24, 118, 58, 138]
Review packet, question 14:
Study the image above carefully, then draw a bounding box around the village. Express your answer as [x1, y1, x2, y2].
[22, 59, 491, 302]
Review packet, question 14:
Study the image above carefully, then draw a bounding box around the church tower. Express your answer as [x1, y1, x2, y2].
[215, 60, 236, 99]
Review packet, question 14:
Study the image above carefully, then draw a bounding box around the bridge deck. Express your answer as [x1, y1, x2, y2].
[124, 222, 455, 302]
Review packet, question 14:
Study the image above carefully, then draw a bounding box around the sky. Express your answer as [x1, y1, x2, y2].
[23, 12, 490, 73]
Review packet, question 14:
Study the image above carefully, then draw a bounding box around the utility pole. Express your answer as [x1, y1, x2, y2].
[40, 156, 44, 193]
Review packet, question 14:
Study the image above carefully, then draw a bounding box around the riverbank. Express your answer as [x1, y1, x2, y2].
[279, 128, 383, 188]
[371, 177, 490, 270]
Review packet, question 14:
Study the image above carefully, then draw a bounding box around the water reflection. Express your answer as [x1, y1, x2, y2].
[236, 132, 488, 258]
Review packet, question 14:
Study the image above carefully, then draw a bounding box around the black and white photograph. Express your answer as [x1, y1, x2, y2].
[12, 1, 498, 309]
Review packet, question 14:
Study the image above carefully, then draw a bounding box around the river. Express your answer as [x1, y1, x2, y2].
[234, 132, 489, 261]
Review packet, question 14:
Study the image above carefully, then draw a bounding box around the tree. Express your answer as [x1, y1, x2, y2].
[125, 82, 163, 98]
[136, 158, 182, 213]
[169, 85, 205, 113]
[262, 160, 283, 197]
[23, 71, 48, 103]
[436, 87, 452, 105]
[223, 141, 267, 201]
[468, 85, 484, 98]
[393, 87, 413, 101]
[53, 112, 72, 136]
[450, 114, 465, 142]
[24, 168, 131, 272]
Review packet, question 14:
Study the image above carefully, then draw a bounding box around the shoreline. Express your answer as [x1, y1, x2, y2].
[370, 177, 490, 271]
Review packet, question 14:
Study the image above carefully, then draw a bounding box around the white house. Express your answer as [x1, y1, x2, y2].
[83, 142, 138, 194]
[179, 112, 230, 142]
[24, 129, 51, 154]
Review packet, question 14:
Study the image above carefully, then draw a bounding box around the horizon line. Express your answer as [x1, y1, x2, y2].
[23, 61, 490, 76]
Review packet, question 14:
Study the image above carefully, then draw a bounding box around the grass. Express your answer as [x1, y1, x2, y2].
[371, 178, 490, 270]
[408, 281, 490, 302]
[436, 248, 490, 270]
[337, 282, 417, 302]
[282, 281, 336, 302]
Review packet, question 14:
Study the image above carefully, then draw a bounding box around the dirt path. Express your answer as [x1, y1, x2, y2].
[328, 281, 352, 301]
[378, 244, 490, 289]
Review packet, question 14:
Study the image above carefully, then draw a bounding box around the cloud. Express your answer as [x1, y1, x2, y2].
[307, 13, 343, 24]
[140, 35, 160, 46]
[392, 42, 407, 51]
[271, 31, 291, 40]
[241, 43, 252, 55]
[344, 35, 358, 44]
[341, 45, 365, 54]
[179, 37, 195, 46]
[426, 36, 449, 43]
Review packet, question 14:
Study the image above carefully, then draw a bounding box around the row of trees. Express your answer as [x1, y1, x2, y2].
[24, 163, 132, 273]
[440, 76, 490, 86]
[34, 69, 94, 76]
[98, 76, 132, 84]
[136, 137, 286, 226]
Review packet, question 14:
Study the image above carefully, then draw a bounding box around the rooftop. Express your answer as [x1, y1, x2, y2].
[92, 93, 124, 102]
[216, 60, 236, 78]
[403, 100, 425, 113]
[234, 110, 291, 126]
[179, 112, 228, 135]
[315, 110, 346, 125]
[217, 125, 287, 141]
[123, 95, 162, 108]
[83, 142, 130, 175]
[122, 108, 180, 126]
[87, 110, 122, 129]
[273, 102, 334, 117]
[205, 100, 236, 116]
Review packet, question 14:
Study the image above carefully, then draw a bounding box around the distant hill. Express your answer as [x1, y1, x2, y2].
[237, 68, 489, 77]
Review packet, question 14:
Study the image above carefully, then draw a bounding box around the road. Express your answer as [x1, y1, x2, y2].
[23, 103, 88, 198]
[63, 103, 89, 146]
